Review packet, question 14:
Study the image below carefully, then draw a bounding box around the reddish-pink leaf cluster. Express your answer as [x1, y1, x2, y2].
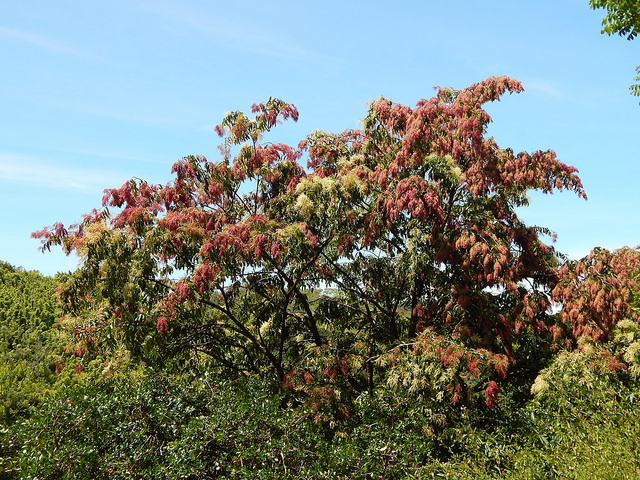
[553, 246, 640, 342]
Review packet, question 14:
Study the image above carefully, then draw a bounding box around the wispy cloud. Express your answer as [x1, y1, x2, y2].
[0, 153, 129, 193]
[522, 78, 564, 99]
[140, 3, 336, 64]
[0, 25, 104, 64]
[0, 25, 79, 55]
[48, 146, 170, 166]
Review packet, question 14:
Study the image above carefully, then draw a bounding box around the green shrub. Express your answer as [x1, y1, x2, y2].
[510, 343, 640, 479]
[5, 370, 209, 479]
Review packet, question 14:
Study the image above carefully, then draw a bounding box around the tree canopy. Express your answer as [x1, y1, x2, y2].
[35, 77, 596, 410]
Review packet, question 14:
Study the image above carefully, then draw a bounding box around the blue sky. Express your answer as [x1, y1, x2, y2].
[1, 1, 638, 276]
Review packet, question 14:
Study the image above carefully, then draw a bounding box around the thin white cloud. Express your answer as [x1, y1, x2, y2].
[0, 25, 79, 55]
[140, 3, 336, 64]
[522, 78, 564, 99]
[47, 146, 170, 166]
[0, 25, 104, 64]
[0, 153, 129, 193]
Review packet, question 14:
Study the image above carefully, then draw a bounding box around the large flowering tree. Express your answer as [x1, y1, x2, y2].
[35, 77, 588, 408]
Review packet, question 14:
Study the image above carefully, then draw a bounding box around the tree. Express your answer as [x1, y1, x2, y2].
[34, 77, 587, 408]
[589, 0, 640, 97]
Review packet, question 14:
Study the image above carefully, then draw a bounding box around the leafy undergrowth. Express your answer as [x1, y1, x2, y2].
[447, 345, 640, 480]
[3, 349, 639, 480]
[2, 262, 640, 479]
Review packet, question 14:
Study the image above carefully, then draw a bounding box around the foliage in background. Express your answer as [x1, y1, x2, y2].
[0, 262, 65, 423]
[4, 350, 639, 479]
[0, 262, 110, 427]
[589, 0, 640, 97]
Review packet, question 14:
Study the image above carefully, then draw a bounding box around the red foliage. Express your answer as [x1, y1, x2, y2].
[156, 316, 168, 337]
[553, 247, 640, 342]
[303, 371, 314, 384]
[484, 380, 500, 408]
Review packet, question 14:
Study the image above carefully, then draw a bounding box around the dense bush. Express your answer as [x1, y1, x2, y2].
[4, 346, 638, 479]
[2, 320, 640, 478]
[0, 262, 65, 423]
[3, 370, 209, 479]
[2, 370, 440, 479]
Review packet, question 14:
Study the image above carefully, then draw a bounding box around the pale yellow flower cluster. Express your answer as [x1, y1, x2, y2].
[617, 319, 640, 378]
[295, 194, 314, 217]
[294, 175, 336, 217]
[75, 221, 111, 259]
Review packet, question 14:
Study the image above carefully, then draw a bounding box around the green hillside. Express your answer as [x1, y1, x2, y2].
[0, 261, 64, 422]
